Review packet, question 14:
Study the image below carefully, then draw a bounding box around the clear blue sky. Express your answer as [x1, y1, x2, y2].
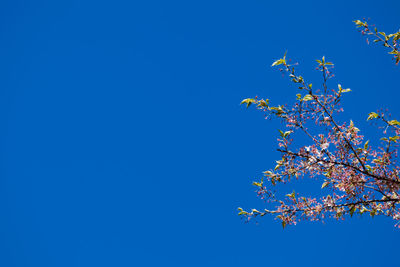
[1, 0, 399, 266]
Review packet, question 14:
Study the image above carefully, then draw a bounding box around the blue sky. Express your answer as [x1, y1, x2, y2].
[1, 0, 399, 266]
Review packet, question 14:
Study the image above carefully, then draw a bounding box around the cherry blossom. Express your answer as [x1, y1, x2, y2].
[238, 20, 400, 228]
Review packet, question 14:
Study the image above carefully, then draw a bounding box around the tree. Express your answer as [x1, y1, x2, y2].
[238, 20, 400, 228]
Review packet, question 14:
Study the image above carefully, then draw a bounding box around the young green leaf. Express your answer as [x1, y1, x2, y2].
[388, 120, 400, 126]
[349, 205, 357, 217]
[367, 112, 379, 121]
[364, 140, 370, 149]
[240, 98, 256, 108]
[302, 94, 313, 101]
[321, 181, 330, 189]
[271, 58, 285, 67]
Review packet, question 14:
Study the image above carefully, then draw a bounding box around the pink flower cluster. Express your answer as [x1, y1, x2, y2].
[239, 51, 400, 228]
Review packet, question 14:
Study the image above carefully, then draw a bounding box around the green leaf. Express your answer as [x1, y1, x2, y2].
[271, 51, 288, 67]
[302, 94, 313, 101]
[283, 131, 292, 138]
[364, 140, 370, 149]
[269, 106, 285, 115]
[370, 208, 377, 217]
[274, 160, 283, 170]
[388, 120, 400, 126]
[349, 205, 356, 217]
[389, 136, 400, 142]
[360, 206, 368, 214]
[271, 58, 285, 67]
[251, 209, 260, 214]
[237, 207, 247, 216]
[321, 181, 330, 189]
[338, 84, 351, 93]
[324, 168, 332, 178]
[270, 106, 282, 111]
[336, 209, 343, 219]
[240, 98, 256, 108]
[367, 112, 379, 121]
[353, 20, 366, 27]
[252, 181, 263, 187]
[285, 191, 295, 199]
[394, 33, 400, 42]
[257, 99, 269, 108]
[263, 170, 273, 176]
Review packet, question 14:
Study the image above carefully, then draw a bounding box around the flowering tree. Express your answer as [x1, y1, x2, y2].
[238, 20, 400, 228]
